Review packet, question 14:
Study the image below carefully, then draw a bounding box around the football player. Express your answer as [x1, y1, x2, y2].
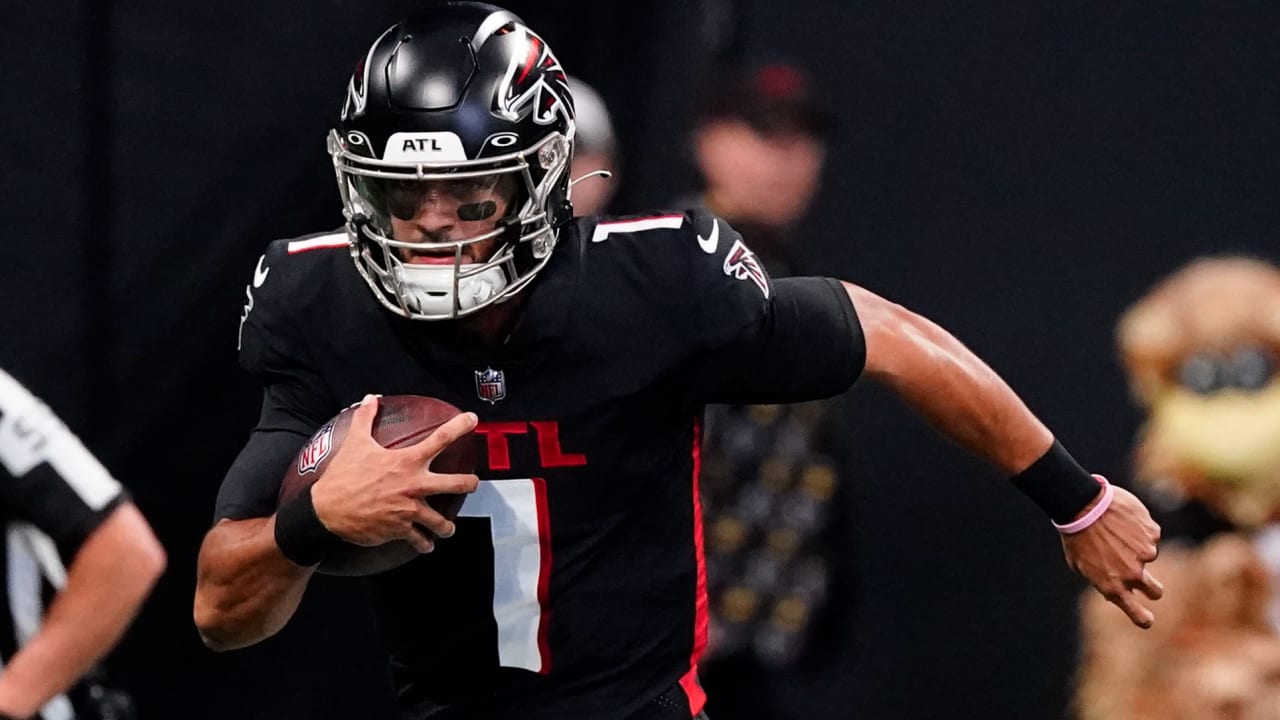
[195, 4, 1162, 719]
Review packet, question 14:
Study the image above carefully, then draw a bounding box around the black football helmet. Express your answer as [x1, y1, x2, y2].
[329, 2, 576, 320]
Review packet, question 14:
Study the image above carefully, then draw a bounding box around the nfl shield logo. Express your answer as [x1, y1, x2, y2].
[475, 367, 506, 404]
[297, 422, 334, 474]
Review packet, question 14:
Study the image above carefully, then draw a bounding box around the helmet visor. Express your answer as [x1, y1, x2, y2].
[352, 173, 520, 226]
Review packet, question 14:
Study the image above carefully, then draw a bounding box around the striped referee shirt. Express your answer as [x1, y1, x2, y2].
[0, 369, 124, 720]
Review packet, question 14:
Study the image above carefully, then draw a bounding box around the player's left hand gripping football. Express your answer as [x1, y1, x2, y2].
[311, 395, 480, 554]
[1060, 486, 1163, 628]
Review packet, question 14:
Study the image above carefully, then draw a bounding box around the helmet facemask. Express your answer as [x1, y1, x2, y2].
[330, 8, 577, 320]
[329, 128, 573, 320]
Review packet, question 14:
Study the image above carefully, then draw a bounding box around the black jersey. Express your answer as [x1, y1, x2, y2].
[0, 368, 126, 719]
[215, 209, 864, 720]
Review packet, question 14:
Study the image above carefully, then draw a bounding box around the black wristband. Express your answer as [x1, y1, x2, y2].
[274, 486, 340, 567]
[1010, 440, 1104, 524]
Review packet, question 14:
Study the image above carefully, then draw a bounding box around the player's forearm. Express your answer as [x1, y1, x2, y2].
[845, 282, 1053, 474]
[194, 516, 313, 651]
[0, 505, 164, 719]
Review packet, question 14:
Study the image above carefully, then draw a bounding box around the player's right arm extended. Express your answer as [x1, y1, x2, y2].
[841, 281, 1163, 628]
[194, 516, 313, 651]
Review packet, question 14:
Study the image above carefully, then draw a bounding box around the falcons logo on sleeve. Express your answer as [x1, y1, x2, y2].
[723, 239, 770, 299]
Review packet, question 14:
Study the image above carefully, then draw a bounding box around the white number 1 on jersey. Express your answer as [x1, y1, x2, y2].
[460, 478, 552, 673]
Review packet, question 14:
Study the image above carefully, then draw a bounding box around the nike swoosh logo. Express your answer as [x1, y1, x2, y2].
[253, 255, 271, 288]
[696, 219, 719, 254]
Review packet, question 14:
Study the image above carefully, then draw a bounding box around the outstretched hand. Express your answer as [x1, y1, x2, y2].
[1061, 485, 1163, 628]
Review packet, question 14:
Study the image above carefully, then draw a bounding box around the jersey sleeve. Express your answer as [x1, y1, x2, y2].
[216, 241, 338, 522]
[213, 381, 323, 522]
[681, 208, 776, 350]
[678, 209, 866, 404]
[237, 241, 325, 386]
[0, 369, 126, 557]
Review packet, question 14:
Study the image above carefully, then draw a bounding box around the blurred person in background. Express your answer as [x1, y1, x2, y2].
[0, 369, 165, 720]
[565, 76, 620, 217]
[675, 62, 852, 720]
[681, 62, 828, 277]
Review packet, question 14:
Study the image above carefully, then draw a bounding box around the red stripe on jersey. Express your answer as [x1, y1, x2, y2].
[593, 213, 685, 230]
[678, 419, 709, 715]
[590, 214, 687, 243]
[286, 237, 349, 254]
[533, 476, 554, 675]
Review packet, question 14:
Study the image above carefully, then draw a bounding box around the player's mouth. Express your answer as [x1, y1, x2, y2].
[405, 248, 464, 265]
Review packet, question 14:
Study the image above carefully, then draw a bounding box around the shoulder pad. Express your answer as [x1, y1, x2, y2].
[236, 231, 349, 376]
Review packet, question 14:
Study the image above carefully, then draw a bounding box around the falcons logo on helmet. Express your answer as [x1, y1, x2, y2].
[342, 27, 392, 121]
[494, 25, 574, 126]
[723, 239, 771, 299]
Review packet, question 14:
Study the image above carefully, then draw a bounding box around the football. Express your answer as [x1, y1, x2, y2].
[278, 394, 482, 576]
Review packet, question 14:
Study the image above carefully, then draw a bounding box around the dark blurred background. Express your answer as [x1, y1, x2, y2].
[3, 1, 1279, 718]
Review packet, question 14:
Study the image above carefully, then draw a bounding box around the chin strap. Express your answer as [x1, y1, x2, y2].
[548, 184, 575, 228]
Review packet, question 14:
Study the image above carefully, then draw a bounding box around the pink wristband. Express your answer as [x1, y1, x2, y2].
[1052, 475, 1113, 534]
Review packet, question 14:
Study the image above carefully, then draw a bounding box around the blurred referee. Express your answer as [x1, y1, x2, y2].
[0, 369, 164, 720]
